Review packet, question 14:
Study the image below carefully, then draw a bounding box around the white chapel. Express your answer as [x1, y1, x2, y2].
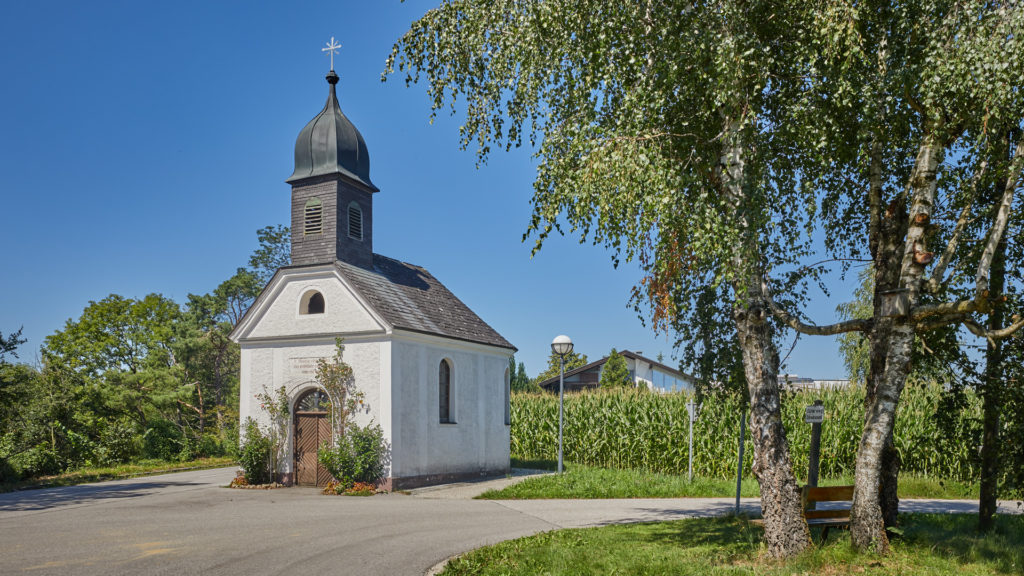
[230, 65, 515, 489]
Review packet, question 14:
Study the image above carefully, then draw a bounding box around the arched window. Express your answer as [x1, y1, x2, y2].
[439, 359, 453, 424]
[300, 290, 325, 315]
[304, 198, 323, 235]
[295, 389, 329, 412]
[347, 202, 363, 240]
[504, 367, 511, 426]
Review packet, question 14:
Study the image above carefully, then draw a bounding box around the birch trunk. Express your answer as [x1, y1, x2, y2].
[733, 292, 812, 557]
[978, 235, 1006, 532]
[721, 126, 811, 558]
[851, 135, 942, 552]
[866, 139, 903, 529]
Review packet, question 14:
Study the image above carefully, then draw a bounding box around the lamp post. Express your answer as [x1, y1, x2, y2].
[551, 335, 573, 474]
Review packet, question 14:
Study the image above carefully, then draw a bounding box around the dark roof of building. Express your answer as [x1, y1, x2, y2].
[336, 254, 515, 351]
[537, 350, 694, 390]
[287, 71, 378, 191]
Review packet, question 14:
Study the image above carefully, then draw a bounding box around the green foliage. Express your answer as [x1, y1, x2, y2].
[247, 225, 290, 285]
[0, 457, 17, 483]
[316, 339, 361, 437]
[253, 385, 289, 482]
[509, 357, 535, 392]
[598, 349, 632, 388]
[534, 350, 588, 385]
[317, 422, 387, 490]
[95, 417, 142, 465]
[142, 419, 184, 461]
[0, 327, 26, 363]
[511, 384, 1007, 490]
[238, 418, 272, 485]
[0, 224, 286, 480]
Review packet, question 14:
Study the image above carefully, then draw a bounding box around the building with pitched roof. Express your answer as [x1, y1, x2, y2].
[537, 350, 696, 394]
[230, 68, 514, 489]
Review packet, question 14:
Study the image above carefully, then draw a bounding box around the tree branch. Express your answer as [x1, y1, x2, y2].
[963, 315, 1024, 341]
[762, 281, 873, 335]
[911, 298, 980, 321]
[869, 138, 883, 260]
[975, 134, 1024, 304]
[927, 159, 986, 291]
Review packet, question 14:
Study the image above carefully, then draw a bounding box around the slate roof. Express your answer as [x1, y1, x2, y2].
[336, 254, 515, 351]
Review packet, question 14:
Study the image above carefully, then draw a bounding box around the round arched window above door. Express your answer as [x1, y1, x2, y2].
[295, 389, 329, 413]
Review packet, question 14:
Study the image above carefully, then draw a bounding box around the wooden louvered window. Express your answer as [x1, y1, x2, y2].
[304, 198, 323, 236]
[439, 359, 453, 424]
[348, 202, 363, 240]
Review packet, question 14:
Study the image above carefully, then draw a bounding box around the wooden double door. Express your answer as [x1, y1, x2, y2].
[294, 390, 333, 486]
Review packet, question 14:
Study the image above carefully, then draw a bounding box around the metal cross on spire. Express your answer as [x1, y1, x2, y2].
[322, 36, 341, 71]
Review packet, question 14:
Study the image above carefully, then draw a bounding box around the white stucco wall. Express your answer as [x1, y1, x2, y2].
[246, 268, 383, 340]
[389, 332, 512, 479]
[239, 338, 388, 477]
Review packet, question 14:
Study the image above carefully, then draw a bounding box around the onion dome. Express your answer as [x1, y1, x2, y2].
[287, 71, 378, 191]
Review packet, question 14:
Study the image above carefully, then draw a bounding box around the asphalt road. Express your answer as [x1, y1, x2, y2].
[0, 467, 1019, 576]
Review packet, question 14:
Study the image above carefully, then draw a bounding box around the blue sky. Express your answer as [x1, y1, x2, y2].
[0, 1, 854, 379]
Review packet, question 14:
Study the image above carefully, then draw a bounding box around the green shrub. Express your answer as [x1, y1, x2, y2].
[0, 457, 19, 483]
[95, 418, 142, 466]
[318, 422, 387, 490]
[238, 418, 273, 485]
[142, 419, 184, 461]
[10, 446, 63, 477]
[197, 433, 229, 458]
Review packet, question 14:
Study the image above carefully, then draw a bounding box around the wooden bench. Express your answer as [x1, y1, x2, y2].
[802, 485, 853, 542]
[750, 485, 853, 543]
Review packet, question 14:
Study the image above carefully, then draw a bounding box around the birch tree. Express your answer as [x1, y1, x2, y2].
[764, 0, 1024, 552]
[388, 0, 819, 557]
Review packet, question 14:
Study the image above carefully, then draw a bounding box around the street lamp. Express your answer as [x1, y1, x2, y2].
[551, 335, 573, 474]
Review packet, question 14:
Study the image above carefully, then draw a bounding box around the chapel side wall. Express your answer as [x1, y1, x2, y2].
[390, 337, 511, 481]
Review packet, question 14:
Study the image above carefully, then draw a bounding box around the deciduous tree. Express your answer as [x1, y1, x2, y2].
[388, 0, 820, 556]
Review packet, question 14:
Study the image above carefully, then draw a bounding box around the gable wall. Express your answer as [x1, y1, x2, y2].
[246, 269, 384, 340]
[239, 336, 388, 479]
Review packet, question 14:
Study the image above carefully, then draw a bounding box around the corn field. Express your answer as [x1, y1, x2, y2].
[511, 382, 986, 482]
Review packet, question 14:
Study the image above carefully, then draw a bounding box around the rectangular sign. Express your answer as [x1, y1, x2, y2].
[289, 357, 321, 378]
[805, 404, 825, 424]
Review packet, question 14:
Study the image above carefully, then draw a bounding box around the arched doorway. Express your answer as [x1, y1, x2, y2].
[293, 389, 332, 486]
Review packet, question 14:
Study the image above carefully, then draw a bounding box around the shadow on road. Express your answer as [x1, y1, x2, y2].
[0, 481, 201, 512]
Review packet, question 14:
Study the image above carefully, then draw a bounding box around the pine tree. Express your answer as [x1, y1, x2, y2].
[599, 349, 632, 388]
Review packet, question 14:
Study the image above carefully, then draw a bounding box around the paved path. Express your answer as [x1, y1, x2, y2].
[0, 467, 1020, 576]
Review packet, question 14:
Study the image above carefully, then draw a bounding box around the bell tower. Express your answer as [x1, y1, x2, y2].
[286, 63, 378, 269]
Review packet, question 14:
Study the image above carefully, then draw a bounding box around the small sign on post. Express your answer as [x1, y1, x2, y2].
[806, 400, 825, 495]
[805, 403, 825, 424]
[686, 401, 701, 481]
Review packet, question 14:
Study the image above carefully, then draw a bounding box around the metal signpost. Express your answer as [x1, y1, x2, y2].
[686, 401, 701, 481]
[805, 400, 825, 489]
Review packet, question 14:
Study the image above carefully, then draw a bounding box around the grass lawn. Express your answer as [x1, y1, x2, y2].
[0, 456, 235, 493]
[485, 459, 982, 500]
[442, 514, 1024, 575]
